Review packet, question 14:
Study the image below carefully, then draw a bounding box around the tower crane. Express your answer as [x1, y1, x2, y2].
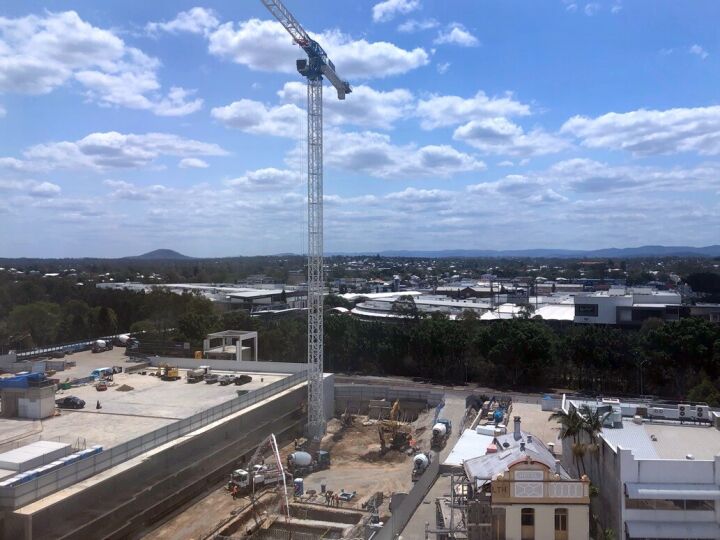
[260, 0, 351, 440]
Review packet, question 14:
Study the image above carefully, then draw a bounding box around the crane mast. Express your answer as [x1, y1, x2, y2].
[261, 0, 351, 440]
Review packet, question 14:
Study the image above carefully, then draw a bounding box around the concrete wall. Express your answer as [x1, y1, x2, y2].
[334, 384, 443, 416]
[4, 375, 337, 540]
[560, 429, 624, 539]
[148, 356, 307, 374]
[374, 455, 440, 540]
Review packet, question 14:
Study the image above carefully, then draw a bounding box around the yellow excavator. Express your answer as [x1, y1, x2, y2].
[378, 400, 412, 453]
[157, 364, 180, 381]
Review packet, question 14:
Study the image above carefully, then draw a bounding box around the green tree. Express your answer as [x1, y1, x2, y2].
[7, 302, 61, 347]
[687, 377, 720, 407]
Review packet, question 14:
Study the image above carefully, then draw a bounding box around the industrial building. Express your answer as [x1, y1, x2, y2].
[559, 395, 720, 539]
[96, 282, 307, 312]
[344, 285, 694, 327]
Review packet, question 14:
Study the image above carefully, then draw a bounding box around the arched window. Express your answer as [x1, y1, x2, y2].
[521, 508, 535, 540]
[555, 508, 568, 540]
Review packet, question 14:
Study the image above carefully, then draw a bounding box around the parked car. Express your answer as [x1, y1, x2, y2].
[218, 375, 233, 386]
[55, 396, 86, 409]
[234, 375, 253, 386]
[204, 373, 219, 384]
[96, 381, 108, 391]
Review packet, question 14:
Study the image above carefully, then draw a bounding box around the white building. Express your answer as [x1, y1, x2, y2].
[560, 396, 720, 539]
[572, 288, 683, 325]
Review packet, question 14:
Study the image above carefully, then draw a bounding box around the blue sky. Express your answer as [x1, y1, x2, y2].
[1, 0, 719, 257]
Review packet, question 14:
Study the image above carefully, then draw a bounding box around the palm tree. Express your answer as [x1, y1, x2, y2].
[578, 404, 611, 479]
[578, 404, 609, 445]
[549, 407, 585, 475]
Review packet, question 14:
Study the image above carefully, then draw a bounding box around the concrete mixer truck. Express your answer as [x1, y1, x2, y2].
[287, 450, 331, 476]
[411, 452, 433, 481]
[431, 418, 452, 449]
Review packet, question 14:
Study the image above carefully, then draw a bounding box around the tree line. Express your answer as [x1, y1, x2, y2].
[2, 277, 719, 404]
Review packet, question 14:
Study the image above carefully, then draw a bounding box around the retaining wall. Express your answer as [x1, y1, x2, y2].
[334, 384, 444, 416]
[4, 375, 334, 540]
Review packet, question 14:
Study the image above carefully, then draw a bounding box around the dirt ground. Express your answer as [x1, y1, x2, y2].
[293, 411, 434, 508]
[141, 410, 432, 539]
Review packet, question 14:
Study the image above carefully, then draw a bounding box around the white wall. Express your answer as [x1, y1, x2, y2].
[148, 356, 307, 374]
[504, 504, 589, 540]
[574, 295, 632, 325]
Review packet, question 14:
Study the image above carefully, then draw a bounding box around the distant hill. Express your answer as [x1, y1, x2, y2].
[371, 245, 720, 259]
[126, 249, 193, 260]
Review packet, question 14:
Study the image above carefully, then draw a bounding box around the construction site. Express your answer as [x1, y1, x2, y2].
[0, 340, 485, 540]
[0, 2, 571, 539]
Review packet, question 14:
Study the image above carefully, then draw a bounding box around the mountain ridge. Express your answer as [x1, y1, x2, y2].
[367, 245, 720, 258]
[125, 249, 193, 260]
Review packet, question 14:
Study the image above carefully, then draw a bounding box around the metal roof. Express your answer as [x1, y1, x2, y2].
[626, 483, 720, 500]
[599, 421, 658, 459]
[460, 430, 564, 481]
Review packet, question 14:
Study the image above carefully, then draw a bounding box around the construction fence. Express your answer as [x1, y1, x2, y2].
[371, 457, 440, 540]
[0, 369, 308, 509]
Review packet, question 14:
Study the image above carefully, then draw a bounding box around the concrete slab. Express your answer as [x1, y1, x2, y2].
[0, 357, 287, 450]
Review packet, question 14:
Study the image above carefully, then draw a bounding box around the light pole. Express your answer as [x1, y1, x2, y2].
[638, 358, 649, 396]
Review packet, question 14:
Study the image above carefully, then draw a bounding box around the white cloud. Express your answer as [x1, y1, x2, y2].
[547, 158, 720, 193]
[321, 129, 485, 179]
[30, 181, 61, 198]
[584, 3, 600, 16]
[0, 105, 5, 117]
[397, 19, 439, 33]
[416, 91, 531, 129]
[146, 7, 219, 36]
[689, 44, 709, 60]
[211, 99, 303, 138]
[467, 159, 720, 197]
[179, 158, 209, 169]
[225, 168, 301, 191]
[0, 11, 202, 116]
[434, 23, 480, 47]
[278, 81, 413, 130]
[2, 132, 227, 171]
[611, 3, 623, 14]
[385, 187, 453, 202]
[453, 118, 570, 157]
[372, 0, 421, 23]
[561, 105, 720, 155]
[104, 179, 170, 200]
[565, 3, 578, 12]
[0, 179, 61, 198]
[208, 19, 428, 79]
[436, 62, 450, 74]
